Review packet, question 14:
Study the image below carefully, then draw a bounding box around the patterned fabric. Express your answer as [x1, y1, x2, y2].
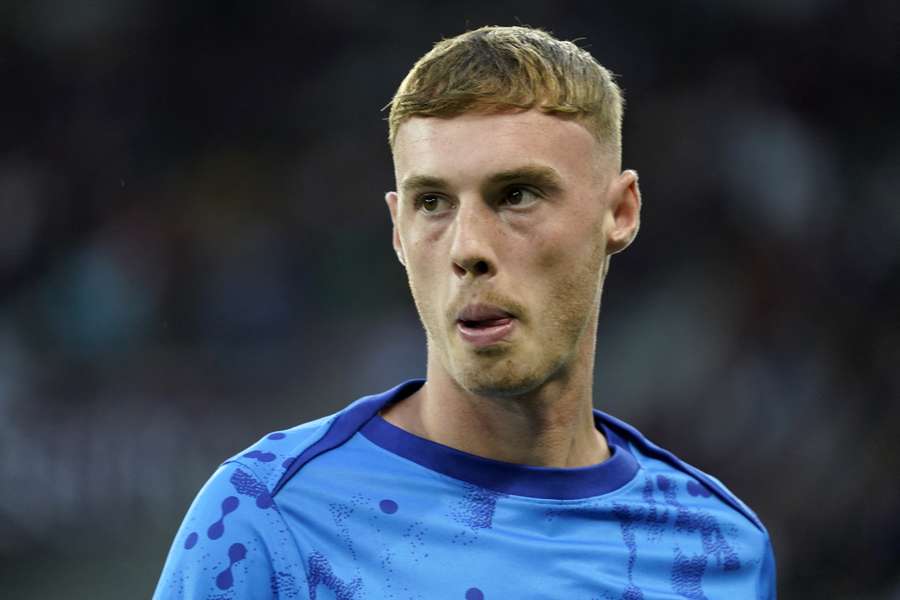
[154, 380, 776, 599]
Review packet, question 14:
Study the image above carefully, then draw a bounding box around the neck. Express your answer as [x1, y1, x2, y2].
[381, 322, 608, 468]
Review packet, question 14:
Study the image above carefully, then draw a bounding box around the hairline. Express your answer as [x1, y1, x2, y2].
[391, 108, 622, 176]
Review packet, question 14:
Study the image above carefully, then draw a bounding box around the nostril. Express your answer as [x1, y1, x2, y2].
[453, 259, 490, 277]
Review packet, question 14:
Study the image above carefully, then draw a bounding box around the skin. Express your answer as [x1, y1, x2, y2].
[383, 109, 641, 468]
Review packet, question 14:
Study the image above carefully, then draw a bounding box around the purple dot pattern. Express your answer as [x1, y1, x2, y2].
[623, 584, 645, 600]
[449, 485, 503, 547]
[271, 571, 297, 596]
[657, 475, 740, 571]
[672, 547, 708, 598]
[244, 450, 277, 463]
[215, 542, 248, 590]
[207, 496, 239, 540]
[329, 502, 358, 561]
[607, 475, 745, 599]
[183, 531, 198, 550]
[687, 481, 712, 498]
[307, 551, 364, 600]
[656, 474, 672, 493]
[613, 502, 646, 599]
[451, 485, 500, 530]
[230, 468, 275, 509]
[656, 474, 741, 597]
[155, 416, 764, 598]
[642, 475, 669, 539]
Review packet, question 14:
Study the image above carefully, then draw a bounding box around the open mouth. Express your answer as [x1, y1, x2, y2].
[456, 307, 517, 347]
[459, 317, 514, 329]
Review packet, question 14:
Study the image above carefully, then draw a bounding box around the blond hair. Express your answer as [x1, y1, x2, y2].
[386, 26, 623, 156]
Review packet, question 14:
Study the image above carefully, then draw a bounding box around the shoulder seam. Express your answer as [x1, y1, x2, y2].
[597, 410, 768, 534]
[223, 458, 308, 570]
[271, 380, 423, 496]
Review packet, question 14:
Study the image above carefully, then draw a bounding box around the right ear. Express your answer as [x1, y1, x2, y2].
[385, 191, 406, 266]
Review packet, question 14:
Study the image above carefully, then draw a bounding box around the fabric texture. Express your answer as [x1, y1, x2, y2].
[154, 379, 776, 599]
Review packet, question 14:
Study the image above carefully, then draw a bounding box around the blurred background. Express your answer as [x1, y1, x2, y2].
[1, 1, 898, 598]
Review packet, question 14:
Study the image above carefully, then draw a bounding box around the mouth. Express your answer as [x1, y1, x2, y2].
[455, 304, 518, 348]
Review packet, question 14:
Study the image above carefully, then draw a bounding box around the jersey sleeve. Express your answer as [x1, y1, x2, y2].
[758, 534, 778, 599]
[153, 460, 306, 599]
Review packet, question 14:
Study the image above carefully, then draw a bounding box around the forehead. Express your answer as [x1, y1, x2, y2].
[392, 110, 604, 186]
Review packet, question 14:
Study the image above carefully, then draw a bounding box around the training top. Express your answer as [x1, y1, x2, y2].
[154, 379, 777, 599]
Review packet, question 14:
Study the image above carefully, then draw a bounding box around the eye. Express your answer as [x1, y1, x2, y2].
[415, 194, 451, 215]
[499, 186, 540, 208]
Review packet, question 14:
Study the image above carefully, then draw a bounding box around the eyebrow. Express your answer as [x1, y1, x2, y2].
[399, 165, 564, 195]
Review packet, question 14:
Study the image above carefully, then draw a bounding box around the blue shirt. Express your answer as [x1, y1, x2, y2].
[154, 379, 776, 599]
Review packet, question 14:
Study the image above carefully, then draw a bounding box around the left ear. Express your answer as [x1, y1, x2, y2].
[604, 169, 641, 255]
[385, 191, 406, 267]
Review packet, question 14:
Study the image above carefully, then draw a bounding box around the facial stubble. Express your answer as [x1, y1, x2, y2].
[408, 224, 608, 399]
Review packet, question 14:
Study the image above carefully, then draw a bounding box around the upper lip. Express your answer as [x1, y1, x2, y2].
[456, 303, 515, 322]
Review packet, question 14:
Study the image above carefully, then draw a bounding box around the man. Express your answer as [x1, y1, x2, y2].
[155, 26, 776, 599]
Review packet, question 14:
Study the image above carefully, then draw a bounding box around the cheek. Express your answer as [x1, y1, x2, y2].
[405, 242, 446, 316]
[528, 221, 605, 321]
[531, 215, 604, 277]
[406, 236, 442, 282]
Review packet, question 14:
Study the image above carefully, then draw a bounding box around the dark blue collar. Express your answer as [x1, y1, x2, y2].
[274, 378, 639, 500]
[361, 411, 639, 500]
[273, 379, 766, 531]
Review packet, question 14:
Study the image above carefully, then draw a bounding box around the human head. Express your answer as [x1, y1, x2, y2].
[385, 26, 640, 398]
[387, 25, 624, 167]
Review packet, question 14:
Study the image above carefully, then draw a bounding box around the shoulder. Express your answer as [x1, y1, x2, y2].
[598, 411, 777, 598]
[597, 409, 767, 532]
[153, 414, 338, 599]
[222, 413, 339, 493]
[153, 378, 417, 600]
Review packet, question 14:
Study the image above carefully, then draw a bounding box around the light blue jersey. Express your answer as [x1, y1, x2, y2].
[154, 380, 776, 599]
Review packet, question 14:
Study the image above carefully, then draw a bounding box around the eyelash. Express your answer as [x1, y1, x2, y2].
[413, 194, 450, 213]
[499, 186, 541, 207]
[413, 186, 541, 214]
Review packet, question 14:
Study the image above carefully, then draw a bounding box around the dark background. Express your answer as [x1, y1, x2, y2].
[1, 1, 898, 598]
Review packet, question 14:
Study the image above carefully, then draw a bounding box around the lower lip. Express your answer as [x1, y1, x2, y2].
[457, 318, 516, 347]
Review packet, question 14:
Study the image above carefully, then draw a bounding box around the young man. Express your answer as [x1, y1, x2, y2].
[155, 26, 776, 599]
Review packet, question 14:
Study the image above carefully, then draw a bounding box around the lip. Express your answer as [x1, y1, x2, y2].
[456, 317, 517, 347]
[457, 303, 515, 322]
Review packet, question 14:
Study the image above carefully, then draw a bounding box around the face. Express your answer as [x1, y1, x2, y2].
[387, 109, 639, 397]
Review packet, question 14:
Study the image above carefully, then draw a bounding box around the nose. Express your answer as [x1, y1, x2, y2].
[449, 199, 497, 280]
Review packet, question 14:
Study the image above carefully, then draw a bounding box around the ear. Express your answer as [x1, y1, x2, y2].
[605, 169, 641, 255]
[385, 191, 406, 266]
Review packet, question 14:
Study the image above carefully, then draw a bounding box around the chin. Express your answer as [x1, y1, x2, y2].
[452, 358, 549, 398]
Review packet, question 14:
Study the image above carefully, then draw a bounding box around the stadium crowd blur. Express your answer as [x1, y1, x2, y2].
[1, 1, 897, 598]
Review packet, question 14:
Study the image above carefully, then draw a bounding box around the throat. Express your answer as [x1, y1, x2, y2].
[384, 382, 610, 468]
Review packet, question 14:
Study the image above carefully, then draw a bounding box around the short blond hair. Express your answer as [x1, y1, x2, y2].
[387, 26, 624, 156]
